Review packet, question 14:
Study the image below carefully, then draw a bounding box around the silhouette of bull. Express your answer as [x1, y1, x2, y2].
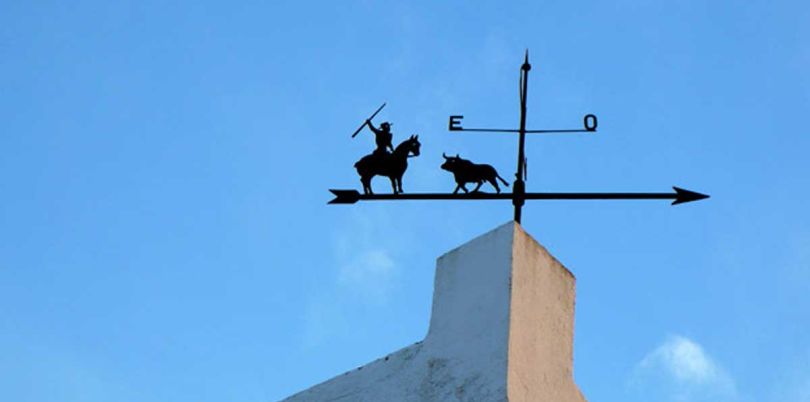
[440, 153, 510, 194]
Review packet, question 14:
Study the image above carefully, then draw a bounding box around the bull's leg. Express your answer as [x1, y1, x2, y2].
[472, 181, 483, 193]
[453, 184, 461, 194]
[460, 184, 469, 193]
[490, 179, 501, 194]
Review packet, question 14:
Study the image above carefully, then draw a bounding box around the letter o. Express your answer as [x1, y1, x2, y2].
[583, 114, 598, 132]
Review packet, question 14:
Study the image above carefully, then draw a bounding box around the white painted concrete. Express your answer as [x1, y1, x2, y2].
[281, 222, 587, 401]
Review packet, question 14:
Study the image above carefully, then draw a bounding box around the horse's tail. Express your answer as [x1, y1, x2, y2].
[354, 155, 372, 172]
[496, 173, 510, 187]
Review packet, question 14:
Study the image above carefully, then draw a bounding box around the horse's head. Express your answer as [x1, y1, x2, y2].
[409, 135, 421, 156]
[396, 135, 420, 157]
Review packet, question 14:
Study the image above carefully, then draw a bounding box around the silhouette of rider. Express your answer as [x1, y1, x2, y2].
[364, 120, 394, 155]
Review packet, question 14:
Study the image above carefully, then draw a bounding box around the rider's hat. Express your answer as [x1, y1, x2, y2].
[380, 122, 392, 129]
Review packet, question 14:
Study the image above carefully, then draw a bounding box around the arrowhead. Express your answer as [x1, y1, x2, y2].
[671, 186, 710, 205]
[328, 189, 361, 204]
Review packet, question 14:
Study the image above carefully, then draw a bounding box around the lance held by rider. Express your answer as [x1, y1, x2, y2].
[350, 102, 392, 155]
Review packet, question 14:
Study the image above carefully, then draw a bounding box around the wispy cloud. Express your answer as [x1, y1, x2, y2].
[301, 210, 403, 348]
[337, 248, 396, 303]
[332, 210, 400, 304]
[631, 335, 738, 402]
[640, 335, 728, 384]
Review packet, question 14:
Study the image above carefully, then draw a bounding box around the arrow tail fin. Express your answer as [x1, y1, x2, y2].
[328, 189, 361, 204]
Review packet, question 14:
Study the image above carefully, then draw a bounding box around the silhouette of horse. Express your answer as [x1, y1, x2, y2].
[354, 135, 421, 195]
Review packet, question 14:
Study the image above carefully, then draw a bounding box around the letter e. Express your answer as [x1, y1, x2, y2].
[449, 115, 464, 131]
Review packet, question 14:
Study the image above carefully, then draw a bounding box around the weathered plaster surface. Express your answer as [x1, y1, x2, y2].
[281, 222, 587, 401]
[507, 224, 587, 402]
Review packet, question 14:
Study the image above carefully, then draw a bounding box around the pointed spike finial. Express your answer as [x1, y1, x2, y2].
[522, 49, 531, 71]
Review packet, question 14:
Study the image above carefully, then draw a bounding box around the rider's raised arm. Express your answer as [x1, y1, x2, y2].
[366, 120, 381, 135]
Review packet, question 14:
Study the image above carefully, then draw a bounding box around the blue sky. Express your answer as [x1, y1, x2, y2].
[1, 1, 808, 401]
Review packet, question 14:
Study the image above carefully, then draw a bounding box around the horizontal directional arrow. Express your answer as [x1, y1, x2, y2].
[329, 187, 709, 205]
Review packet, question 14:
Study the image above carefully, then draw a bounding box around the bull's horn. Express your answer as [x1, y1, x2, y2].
[443, 152, 451, 160]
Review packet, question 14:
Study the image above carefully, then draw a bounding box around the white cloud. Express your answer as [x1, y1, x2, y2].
[331, 210, 401, 304]
[301, 209, 405, 348]
[631, 335, 738, 402]
[640, 335, 724, 384]
[337, 248, 396, 303]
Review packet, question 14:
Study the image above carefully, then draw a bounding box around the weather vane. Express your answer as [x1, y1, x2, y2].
[329, 51, 709, 223]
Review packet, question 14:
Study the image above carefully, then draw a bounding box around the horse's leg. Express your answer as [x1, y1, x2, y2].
[461, 184, 469, 193]
[395, 164, 405, 193]
[390, 176, 398, 194]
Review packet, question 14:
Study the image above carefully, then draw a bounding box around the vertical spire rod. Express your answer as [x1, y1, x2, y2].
[514, 50, 531, 223]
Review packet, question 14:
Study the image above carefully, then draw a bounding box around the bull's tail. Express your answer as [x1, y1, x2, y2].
[496, 174, 510, 187]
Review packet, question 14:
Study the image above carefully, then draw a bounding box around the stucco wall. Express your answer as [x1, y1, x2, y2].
[508, 224, 587, 402]
[281, 222, 587, 402]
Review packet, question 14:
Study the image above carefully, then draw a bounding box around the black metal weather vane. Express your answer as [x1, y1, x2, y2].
[330, 51, 709, 222]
